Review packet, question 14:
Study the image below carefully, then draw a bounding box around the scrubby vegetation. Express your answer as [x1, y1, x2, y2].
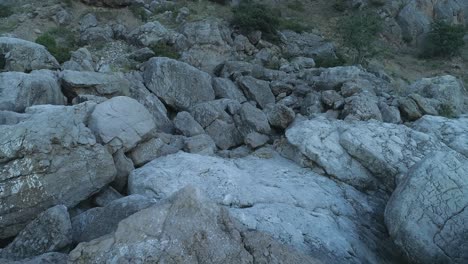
[338, 11, 382, 64]
[0, 4, 14, 18]
[231, 1, 281, 41]
[35, 28, 77, 63]
[422, 21, 466, 58]
[150, 42, 180, 59]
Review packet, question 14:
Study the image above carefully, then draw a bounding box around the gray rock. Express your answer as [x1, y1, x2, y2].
[143, 57, 215, 111]
[398, 97, 422, 121]
[189, 99, 236, 128]
[409, 93, 439, 115]
[0, 205, 71, 260]
[339, 119, 448, 189]
[179, 19, 233, 73]
[342, 91, 382, 121]
[283, 117, 376, 190]
[409, 75, 466, 116]
[71, 195, 156, 244]
[0, 252, 67, 264]
[128, 137, 181, 167]
[205, 119, 243, 150]
[61, 70, 130, 99]
[0, 103, 116, 239]
[111, 149, 134, 192]
[300, 92, 324, 116]
[321, 90, 344, 109]
[89, 96, 156, 152]
[184, 134, 217, 155]
[126, 72, 173, 133]
[412, 115, 468, 157]
[93, 187, 123, 207]
[0, 37, 59, 72]
[212, 77, 247, 102]
[80, 25, 114, 45]
[128, 47, 155, 62]
[0, 71, 66, 112]
[128, 152, 399, 263]
[71, 94, 107, 105]
[385, 151, 468, 264]
[62, 48, 95, 72]
[236, 103, 271, 135]
[237, 76, 275, 109]
[69, 186, 317, 264]
[174, 111, 204, 137]
[280, 30, 337, 63]
[127, 21, 171, 47]
[265, 103, 296, 129]
[244, 132, 269, 148]
[378, 101, 401, 124]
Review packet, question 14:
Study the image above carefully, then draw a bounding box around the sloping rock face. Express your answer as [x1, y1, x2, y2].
[0, 205, 72, 260]
[0, 71, 66, 112]
[0, 103, 116, 239]
[143, 57, 215, 111]
[385, 151, 468, 264]
[69, 187, 319, 264]
[412, 115, 468, 156]
[0, 37, 59, 72]
[408, 75, 467, 116]
[128, 151, 399, 264]
[282, 117, 448, 191]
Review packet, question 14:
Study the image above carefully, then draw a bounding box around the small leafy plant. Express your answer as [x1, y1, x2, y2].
[421, 21, 466, 58]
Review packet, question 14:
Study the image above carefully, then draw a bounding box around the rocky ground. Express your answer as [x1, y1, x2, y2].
[0, 0, 467, 263]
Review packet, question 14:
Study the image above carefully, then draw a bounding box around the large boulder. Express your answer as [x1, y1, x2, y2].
[0, 37, 59, 72]
[385, 151, 468, 264]
[179, 19, 234, 73]
[412, 115, 468, 156]
[0, 205, 71, 260]
[283, 117, 447, 190]
[71, 195, 156, 243]
[126, 72, 173, 133]
[69, 186, 319, 263]
[143, 57, 215, 111]
[237, 76, 275, 109]
[127, 21, 172, 47]
[128, 152, 400, 263]
[283, 117, 375, 190]
[0, 103, 116, 239]
[88, 96, 156, 152]
[0, 71, 66, 112]
[60, 70, 130, 100]
[280, 30, 337, 63]
[408, 75, 466, 116]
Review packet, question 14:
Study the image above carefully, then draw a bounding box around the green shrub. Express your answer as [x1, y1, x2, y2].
[338, 11, 382, 63]
[150, 42, 180, 59]
[0, 5, 14, 18]
[231, 0, 281, 41]
[287, 0, 305, 12]
[280, 19, 308, 33]
[129, 5, 149, 21]
[35, 28, 77, 63]
[421, 21, 466, 58]
[208, 0, 229, 5]
[333, 0, 347, 12]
